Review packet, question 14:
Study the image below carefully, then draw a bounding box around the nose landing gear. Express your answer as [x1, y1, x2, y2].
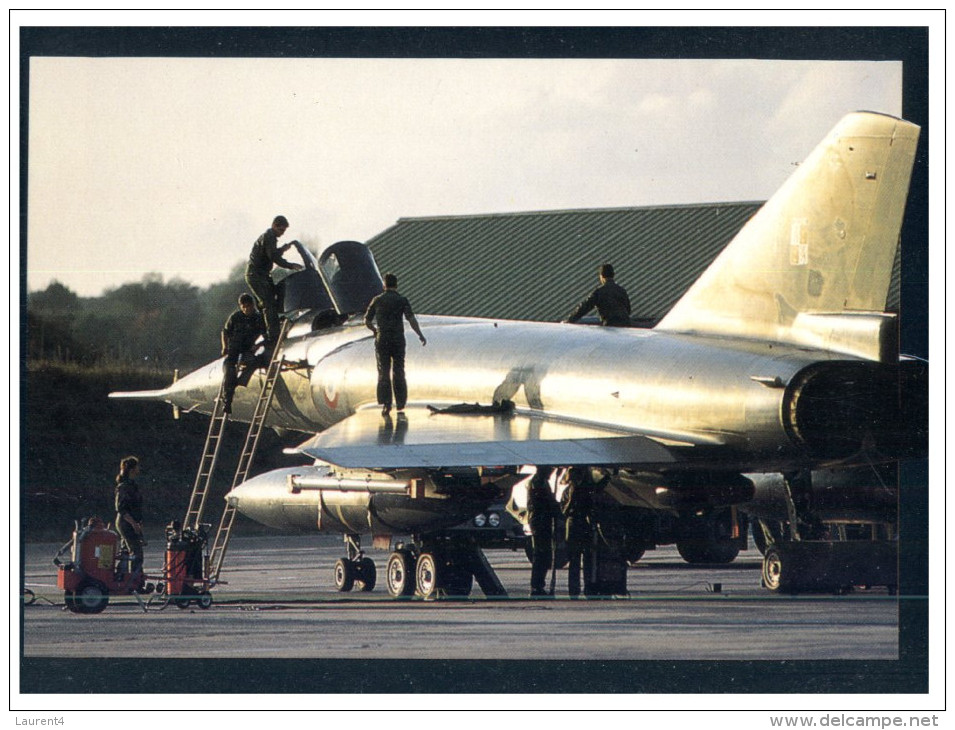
[332, 534, 377, 592]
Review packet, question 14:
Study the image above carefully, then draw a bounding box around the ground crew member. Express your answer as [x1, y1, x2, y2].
[221, 293, 266, 414]
[245, 215, 303, 347]
[114, 456, 145, 578]
[364, 273, 427, 416]
[526, 467, 560, 597]
[562, 467, 608, 597]
[563, 263, 632, 326]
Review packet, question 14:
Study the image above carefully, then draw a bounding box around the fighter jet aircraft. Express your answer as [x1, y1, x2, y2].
[112, 111, 927, 597]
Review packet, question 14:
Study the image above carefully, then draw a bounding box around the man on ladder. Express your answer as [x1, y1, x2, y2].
[221, 293, 266, 415]
[184, 313, 293, 586]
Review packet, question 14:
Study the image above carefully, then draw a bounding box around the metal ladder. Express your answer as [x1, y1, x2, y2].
[182, 383, 229, 531]
[208, 318, 291, 583]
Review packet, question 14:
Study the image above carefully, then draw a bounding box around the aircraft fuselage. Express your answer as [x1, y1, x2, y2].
[163, 311, 895, 475]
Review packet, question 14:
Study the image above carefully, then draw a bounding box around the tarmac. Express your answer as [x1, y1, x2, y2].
[21, 532, 901, 664]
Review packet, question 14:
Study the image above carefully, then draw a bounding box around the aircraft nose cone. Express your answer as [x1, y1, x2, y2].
[109, 359, 224, 413]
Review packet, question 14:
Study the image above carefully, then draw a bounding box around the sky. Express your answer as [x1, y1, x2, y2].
[25, 56, 902, 298]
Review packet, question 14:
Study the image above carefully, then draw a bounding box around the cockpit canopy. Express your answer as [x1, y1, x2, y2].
[277, 240, 384, 318]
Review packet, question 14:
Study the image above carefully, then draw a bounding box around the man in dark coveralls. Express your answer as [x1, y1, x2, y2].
[364, 273, 427, 416]
[221, 293, 266, 414]
[245, 215, 303, 347]
[527, 467, 561, 597]
[563, 263, 632, 327]
[562, 466, 608, 597]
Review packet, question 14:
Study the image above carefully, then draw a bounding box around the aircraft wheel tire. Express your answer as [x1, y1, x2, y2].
[386, 552, 416, 598]
[357, 557, 377, 592]
[762, 546, 796, 594]
[676, 540, 740, 565]
[415, 553, 441, 599]
[334, 558, 356, 592]
[74, 581, 109, 614]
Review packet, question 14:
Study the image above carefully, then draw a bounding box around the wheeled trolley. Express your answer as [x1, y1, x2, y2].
[54, 517, 158, 614]
[152, 520, 214, 610]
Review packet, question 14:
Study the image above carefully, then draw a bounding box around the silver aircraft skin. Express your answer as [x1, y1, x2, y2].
[112, 112, 925, 592]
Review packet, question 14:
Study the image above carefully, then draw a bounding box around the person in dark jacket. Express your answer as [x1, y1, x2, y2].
[562, 467, 608, 597]
[221, 293, 266, 414]
[564, 263, 632, 327]
[364, 273, 427, 416]
[114, 456, 145, 576]
[244, 215, 303, 346]
[526, 467, 561, 597]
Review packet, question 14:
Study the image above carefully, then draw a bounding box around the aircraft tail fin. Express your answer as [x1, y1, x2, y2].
[655, 112, 920, 362]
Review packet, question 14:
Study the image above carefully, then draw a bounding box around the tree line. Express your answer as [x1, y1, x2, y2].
[27, 261, 253, 371]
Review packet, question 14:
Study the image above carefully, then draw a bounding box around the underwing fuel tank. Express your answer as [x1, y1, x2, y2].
[227, 464, 499, 534]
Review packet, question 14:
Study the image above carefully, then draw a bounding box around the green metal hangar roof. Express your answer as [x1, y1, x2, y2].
[366, 202, 901, 325]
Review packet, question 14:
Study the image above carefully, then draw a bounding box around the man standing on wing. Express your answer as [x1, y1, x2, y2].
[364, 273, 427, 416]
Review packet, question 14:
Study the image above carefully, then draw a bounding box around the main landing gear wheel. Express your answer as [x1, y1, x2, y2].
[72, 581, 109, 614]
[356, 557, 377, 592]
[386, 552, 416, 598]
[334, 558, 356, 592]
[416, 553, 440, 599]
[415, 552, 474, 599]
[762, 546, 795, 594]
